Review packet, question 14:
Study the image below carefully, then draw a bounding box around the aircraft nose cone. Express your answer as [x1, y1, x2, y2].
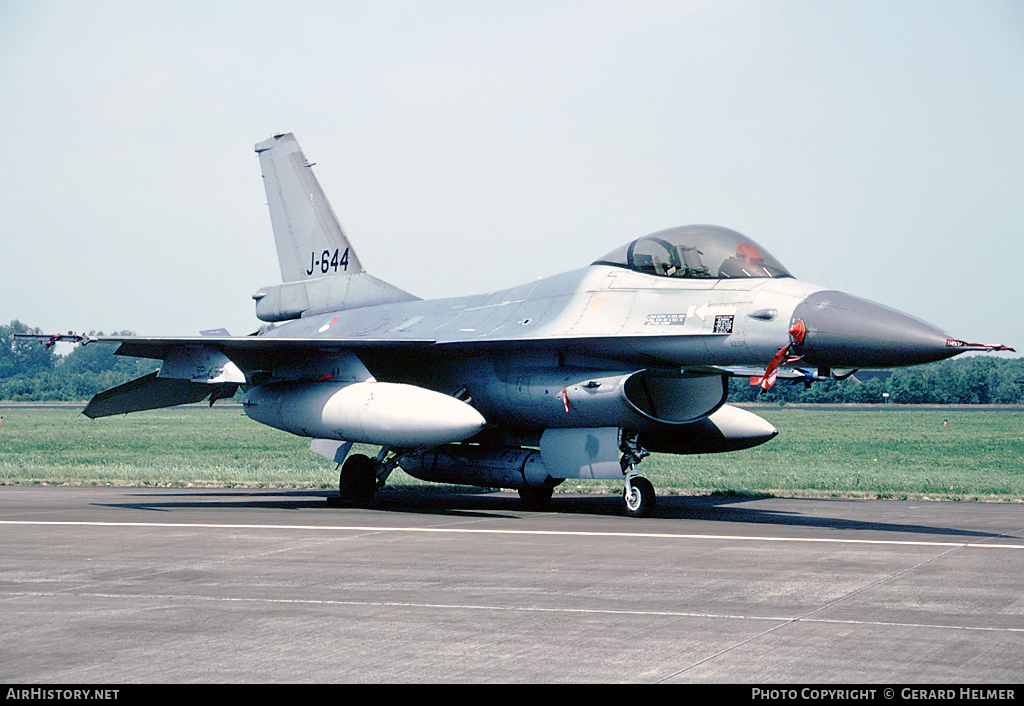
[792, 290, 958, 368]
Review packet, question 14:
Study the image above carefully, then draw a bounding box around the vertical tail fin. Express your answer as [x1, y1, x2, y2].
[255, 133, 363, 282]
[252, 134, 418, 322]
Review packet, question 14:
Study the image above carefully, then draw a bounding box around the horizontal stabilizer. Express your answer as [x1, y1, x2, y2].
[310, 439, 354, 465]
[253, 272, 419, 322]
[83, 371, 220, 418]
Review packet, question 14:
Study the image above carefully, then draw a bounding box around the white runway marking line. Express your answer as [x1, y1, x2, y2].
[1, 519, 1022, 549]
[6, 590, 1024, 635]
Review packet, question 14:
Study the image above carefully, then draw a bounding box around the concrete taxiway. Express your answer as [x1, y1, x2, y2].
[1, 485, 1022, 683]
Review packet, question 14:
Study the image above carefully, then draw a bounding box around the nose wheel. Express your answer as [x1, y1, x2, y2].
[620, 431, 655, 517]
[623, 474, 655, 517]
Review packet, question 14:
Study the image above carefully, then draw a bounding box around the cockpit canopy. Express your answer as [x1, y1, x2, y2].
[593, 225, 793, 280]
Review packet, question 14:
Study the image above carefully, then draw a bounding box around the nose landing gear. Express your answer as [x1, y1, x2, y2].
[620, 432, 656, 518]
[623, 473, 656, 518]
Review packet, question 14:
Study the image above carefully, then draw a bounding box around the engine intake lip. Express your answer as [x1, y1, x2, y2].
[622, 370, 726, 424]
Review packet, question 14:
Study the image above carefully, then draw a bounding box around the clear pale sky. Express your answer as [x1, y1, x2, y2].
[1, 1, 1021, 357]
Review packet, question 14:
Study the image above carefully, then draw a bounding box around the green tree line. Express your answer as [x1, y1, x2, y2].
[729, 355, 1024, 404]
[2, 319, 1023, 404]
[1, 321, 155, 401]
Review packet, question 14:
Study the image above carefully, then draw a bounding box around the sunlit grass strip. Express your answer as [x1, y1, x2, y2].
[1, 405, 1022, 500]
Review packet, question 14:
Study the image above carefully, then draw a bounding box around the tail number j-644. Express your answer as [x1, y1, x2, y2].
[307, 248, 350, 276]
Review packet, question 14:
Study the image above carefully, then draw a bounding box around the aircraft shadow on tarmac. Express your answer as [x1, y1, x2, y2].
[95, 487, 1011, 539]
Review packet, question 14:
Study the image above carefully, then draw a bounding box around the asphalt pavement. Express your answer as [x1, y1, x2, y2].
[2, 485, 1022, 684]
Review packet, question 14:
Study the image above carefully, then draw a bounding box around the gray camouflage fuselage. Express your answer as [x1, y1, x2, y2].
[256, 252, 962, 437]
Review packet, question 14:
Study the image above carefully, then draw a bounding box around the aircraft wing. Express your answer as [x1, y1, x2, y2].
[103, 334, 435, 368]
[15, 332, 437, 418]
[21, 331, 766, 377]
[18, 332, 432, 360]
[82, 371, 221, 418]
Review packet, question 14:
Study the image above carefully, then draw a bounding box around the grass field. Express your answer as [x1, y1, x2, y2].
[1, 403, 1022, 501]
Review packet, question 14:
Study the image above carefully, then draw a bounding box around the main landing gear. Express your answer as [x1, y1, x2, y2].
[517, 482, 557, 510]
[339, 453, 377, 505]
[339, 449, 400, 506]
[337, 437, 659, 518]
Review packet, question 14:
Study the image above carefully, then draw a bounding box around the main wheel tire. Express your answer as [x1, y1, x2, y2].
[340, 454, 378, 504]
[623, 476, 656, 518]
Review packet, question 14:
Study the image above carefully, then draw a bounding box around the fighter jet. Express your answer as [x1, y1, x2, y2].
[23, 133, 1013, 516]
